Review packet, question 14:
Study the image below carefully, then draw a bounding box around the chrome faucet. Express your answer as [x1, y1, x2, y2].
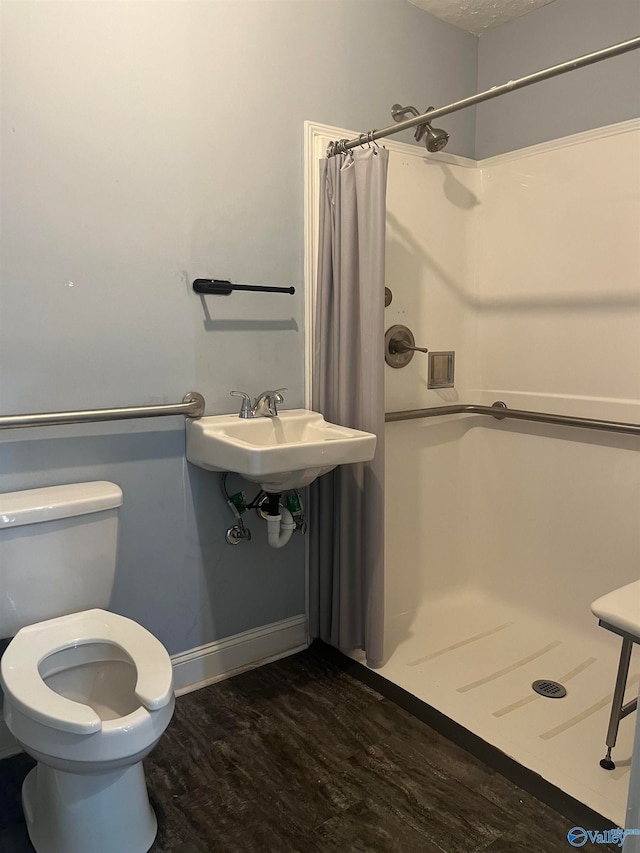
[252, 389, 286, 418]
[230, 389, 287, 418]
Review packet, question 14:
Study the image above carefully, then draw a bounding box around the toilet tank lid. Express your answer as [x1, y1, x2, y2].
[0, 482, 123, 529]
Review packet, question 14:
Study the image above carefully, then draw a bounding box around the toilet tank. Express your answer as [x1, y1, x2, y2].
[0, 482, 123, 638]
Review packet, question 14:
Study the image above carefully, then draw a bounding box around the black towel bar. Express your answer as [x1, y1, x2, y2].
[193, 279, 295, 296]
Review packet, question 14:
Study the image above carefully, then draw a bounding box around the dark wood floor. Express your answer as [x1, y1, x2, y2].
[0, 645, 615, 852]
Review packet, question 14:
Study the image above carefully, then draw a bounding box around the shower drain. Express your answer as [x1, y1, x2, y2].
[532, 679, 567, 698]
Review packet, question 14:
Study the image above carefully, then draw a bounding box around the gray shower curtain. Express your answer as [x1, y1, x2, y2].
[309, 146, 389, 666]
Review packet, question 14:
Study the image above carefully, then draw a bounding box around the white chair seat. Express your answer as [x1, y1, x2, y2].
[591, 580, 640, 638]
[1, 609, 173, 735]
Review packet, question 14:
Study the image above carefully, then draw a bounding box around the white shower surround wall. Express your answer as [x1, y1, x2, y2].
[469, 121, 640, 634]
[305, 118, 640, 825]
[383, 118, 640, 633]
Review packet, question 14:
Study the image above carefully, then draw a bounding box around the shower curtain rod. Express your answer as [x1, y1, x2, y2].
[331, 36, 640, 154]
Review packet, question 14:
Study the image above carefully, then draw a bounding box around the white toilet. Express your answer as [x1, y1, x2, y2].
[0, 482, 175, 853]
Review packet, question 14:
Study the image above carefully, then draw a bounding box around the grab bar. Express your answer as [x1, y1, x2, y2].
[0, 392, 205, 430]
[385, 401, 640, 437]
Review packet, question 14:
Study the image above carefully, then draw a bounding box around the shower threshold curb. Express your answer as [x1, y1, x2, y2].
[313, 640, 619, 836]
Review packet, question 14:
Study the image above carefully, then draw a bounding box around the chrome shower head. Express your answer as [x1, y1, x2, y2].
[415, 107, 449, 152]
[390, 103, 450, 152]
[423, 124, 449, 152]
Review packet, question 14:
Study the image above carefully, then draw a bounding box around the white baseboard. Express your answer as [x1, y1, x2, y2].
[0, 615, 309, 762]
[171, 614, 309, 696]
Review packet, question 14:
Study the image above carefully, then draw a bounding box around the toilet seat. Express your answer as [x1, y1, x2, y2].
[1, 609, 174, 735]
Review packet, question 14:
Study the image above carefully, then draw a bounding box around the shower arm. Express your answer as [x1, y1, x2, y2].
[329, 36, 640, 155]
[391, 104, 434, 142]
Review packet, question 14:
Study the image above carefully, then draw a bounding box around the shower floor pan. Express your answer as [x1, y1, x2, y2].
[351, 588, 636, 827]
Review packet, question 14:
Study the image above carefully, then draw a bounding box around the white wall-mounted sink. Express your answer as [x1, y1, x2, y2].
[186, 409, 377, 491]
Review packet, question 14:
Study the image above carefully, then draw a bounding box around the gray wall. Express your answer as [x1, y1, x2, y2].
[476, 0, 640, 158]
[0, 1, 477, 654]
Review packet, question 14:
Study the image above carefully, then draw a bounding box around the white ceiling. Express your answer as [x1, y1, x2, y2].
[408, 0, 557, 35]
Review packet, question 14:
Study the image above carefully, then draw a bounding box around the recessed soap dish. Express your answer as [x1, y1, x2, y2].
[428, 351, 455, 388]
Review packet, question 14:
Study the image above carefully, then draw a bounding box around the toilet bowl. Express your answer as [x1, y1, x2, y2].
[1, 608, 175, 853]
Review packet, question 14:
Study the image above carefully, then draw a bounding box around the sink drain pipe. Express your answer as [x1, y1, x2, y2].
[266, 492, 296, 549]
